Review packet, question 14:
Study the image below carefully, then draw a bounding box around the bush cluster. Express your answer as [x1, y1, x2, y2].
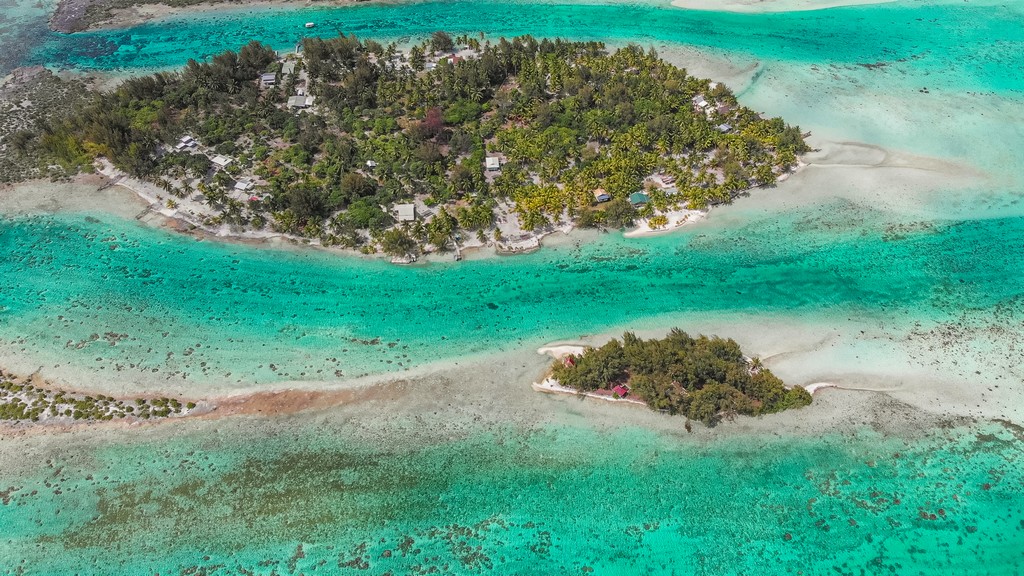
[551, 329, 811, 425]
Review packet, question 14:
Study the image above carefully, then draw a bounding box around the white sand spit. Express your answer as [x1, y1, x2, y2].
[537, 344, 586, 359]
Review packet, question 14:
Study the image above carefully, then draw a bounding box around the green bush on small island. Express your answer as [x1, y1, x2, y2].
[22, 32, 809, 256]
[0, 374, 194, 423]
[551, 330, 811, 425]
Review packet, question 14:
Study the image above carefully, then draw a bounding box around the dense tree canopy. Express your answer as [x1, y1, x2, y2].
[33, 33, 809, 254]
[551, 329, 812, 425]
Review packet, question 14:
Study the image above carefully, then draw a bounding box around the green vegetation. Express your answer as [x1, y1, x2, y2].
[30, 33, 808, 255]
[551, 330, 811, 425]
[0, 68, 92, 184]
[0, 374, 193, 423]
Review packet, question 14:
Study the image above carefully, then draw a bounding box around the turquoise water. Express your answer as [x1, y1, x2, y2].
[3, 0, 1024, 573]
[2, 201, 1017, 391]
[11, 0, 1023, 96]
[2, 416, 1023, 574]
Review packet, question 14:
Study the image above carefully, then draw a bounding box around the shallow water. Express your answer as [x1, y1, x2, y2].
[16, 0, 1024, 93]
[2, 413, 1023, 575]
[3, 0, 1024, 573]
[3, 199, 1020, 394]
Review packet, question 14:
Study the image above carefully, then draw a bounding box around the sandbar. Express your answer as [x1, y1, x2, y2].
[669, 0, 897, 14]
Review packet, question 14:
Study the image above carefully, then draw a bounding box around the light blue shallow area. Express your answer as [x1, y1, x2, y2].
[1, 202, 1015, 389]
[1, 419, 1023, 575]
[1, 0, 1021, 97]
[2, 0, 1024, 574]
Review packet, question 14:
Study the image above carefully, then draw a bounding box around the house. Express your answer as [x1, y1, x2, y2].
[260, 73, 277, 87]
[211, 155, 233, 169]
[693, 94, 708, 108]
[716, 104, 732, 116]
[593, 188, 611, 203]
[612, 385, 630, 398]
[366, 160, 378, 169]
[234, 178, 255, 191]
[282, 61, 296, 75]
[287, 95, 315, 108]
[175, 135, 197, 151]
[629, 192, 649, 206]
[563, 356, 576, 368]
[395, 203, 416, 222]
[717, 123, 732, 133]
[485, 156, 501, 171]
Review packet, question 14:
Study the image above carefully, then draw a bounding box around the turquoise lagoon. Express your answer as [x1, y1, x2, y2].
[0, 201, 1020, 392]
[13, 0, 1024, 97]
[3, 0, 1024, 573]
[2, 414, 1024, 575]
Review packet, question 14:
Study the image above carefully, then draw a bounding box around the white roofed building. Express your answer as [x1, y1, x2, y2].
[395, 203, 416, 222]
[287, 95, 315, 108]
[175, 135, 197, 151]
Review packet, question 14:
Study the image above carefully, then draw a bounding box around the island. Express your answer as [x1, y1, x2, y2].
[9, 32, 808, 260]
[0, 371, 198, 423]
[540, 330, 812, 425]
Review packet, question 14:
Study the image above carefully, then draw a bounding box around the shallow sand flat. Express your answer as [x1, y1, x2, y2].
[0, 177, 147, 218]
[669, 0, 896, 13]
[720, 139, 987, 220]
[738, 62, 1024, 177]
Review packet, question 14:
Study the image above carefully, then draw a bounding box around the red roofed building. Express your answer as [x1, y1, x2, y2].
[563, 356, 576, 368]
[612, 385, 630, 398]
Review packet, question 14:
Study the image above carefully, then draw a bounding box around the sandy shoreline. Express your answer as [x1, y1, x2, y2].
[88, 161, 712, 264]
[624, 207, 707, 238]
[0, 361, 415, 436]
[668, 0, 898, 13]
[0, 331, 976, 445]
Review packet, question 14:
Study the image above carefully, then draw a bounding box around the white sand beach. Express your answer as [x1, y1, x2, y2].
[624, 207, 706, 238]
[532, 377, 648, 406]
[536, 344, 586, 359]
[803, 382, 837, 395]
